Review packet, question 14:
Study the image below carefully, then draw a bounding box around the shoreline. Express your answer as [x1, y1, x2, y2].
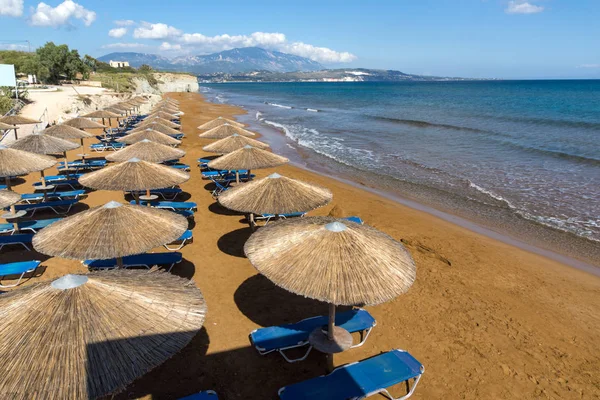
[202, 88, 600, 271]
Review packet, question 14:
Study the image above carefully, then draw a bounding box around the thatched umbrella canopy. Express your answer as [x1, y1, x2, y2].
[0, 145, 56, 189]
[136, 117, 180, 129]
[219, 172, 332, 215]
[244, 216, 415, 369]
[79, 158, 189, 193]
[0, 115, 40, 125]
[64, 117, 106, 130]
[197, 117, 244, 130]
[199, 124, 256, 139]
[117, 129, 181, 146]
[148, 111, 179, 121]
[8, 133, 79, 155]
[106, 139, 185, 163]
[203, 134, 269, 154]
[0, 115, 40, 140]
[208, 146, 288, 182]
[0, 268, 206, 399]
[33, 201, 187, 260]
[81, 110, 122, 119]
[105, 106, 128, 115]
[152, 104, 179, 112]
[40, 124, 92, 140]
[130, 122, 180, 136]
[117, 102, 136, 110]
[0, 122, 17, 130]
[0, 189, 21, 208]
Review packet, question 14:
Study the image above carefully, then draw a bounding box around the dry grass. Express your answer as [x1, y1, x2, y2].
[81, 110, 122, 119]
[207, 146, 288, 171]
[147, 111, 180, 121]
[33, 201, 188, 259]
[9, 133, 80, 155]
[0, 115, 39, 125]
[199, 124, 256, 139]
[136, 117, 180, 129]
[202, 134, 269, 154]
[106, 140, 185, 163]
[218, 173, 332, 215]
[197, 117, 244, 130]
[0, 189, 21, 208]
[0, 145, 57, 177]
[130, 122, 180, 136]
[79, 159, 189, 191]
[0, 268, 206, 399]
[244, 216, 416, 306]
[63, 117, 106, 130]
[117, 129, 181, 146]
[41, 125, 93, 140]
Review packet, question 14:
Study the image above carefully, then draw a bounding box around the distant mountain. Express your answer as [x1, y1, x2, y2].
[97, 47, 324, 74]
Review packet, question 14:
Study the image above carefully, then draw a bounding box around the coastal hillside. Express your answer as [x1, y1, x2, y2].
[99, 47, 324, 74]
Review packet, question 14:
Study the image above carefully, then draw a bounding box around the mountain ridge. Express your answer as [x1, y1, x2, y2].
[98, 47, 324, 74]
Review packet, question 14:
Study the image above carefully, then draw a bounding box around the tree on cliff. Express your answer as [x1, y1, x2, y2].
[36, 42, 89, 83]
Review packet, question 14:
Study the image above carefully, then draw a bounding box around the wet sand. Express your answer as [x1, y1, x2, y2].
[2, 92, 600, 399]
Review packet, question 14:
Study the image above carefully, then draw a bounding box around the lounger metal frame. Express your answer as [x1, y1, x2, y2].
[0, 261, 40, 288]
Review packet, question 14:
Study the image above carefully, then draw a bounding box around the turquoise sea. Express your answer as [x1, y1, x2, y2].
[201, 81, 600, 256]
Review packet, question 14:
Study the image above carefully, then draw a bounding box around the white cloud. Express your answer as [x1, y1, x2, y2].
[578, 64, 600, 69]
[109, 27, 127, 38]
[0, 43, 28, 50]
[159, 42, 182, 51]
[280, 42, 357, 63]
[114, 19, 134, 26]
[505, 1, 544, 14]
[102, 42, 147, 49]
[0, 0, 23, 17]
[133, 22, 182, 39]
[30, 0, 96, 27]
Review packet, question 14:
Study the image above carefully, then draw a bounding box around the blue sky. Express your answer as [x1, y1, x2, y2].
[0, 0, 599, 79]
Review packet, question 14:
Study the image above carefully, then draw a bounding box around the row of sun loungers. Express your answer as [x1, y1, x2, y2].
[11, 199, 79, 216]
[84, 252, 183, 272]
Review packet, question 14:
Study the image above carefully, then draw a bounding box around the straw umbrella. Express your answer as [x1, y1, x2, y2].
[152, 103, 179, 112]
[0, 145, 56, 190]
[203, 133, 269, 154]
[0, 121, 18, 138]
[199, 124, 256, 139]
[0, 268, 206, 399]
[244, 216, 416, 370]
[148, 111, 180, 121]
[8, 133, 79, 195]
[197, 117, 244, 130]
[106, 139, 186, 163]
[130, 122, 180, 136]
[0, 189, 22, 231]
[81, 110, 122, 129]
[41, 124, 92, 141]
[79, 158, 189, 204]
[208, 145, 288, 184]
[218, 172, 332, 229]
[0, 115, 40, 140]
[34, 201, 187, 263]
[117, 129, 181, 146]
[136, 116, 180, 129]
[63, 117, 106, 131]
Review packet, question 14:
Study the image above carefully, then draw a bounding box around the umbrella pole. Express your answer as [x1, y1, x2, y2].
[116, 257, 124, 269]
[5, 176, 11, 191]
[13, 127, 18, 140]
[248, 169, 252, 181]
[40, 171, 48, 201]
[249, 213, 256, 231]
[327, 303, 336, 372]
[236, 171, 240, 184]
[133, 192, 140, 205]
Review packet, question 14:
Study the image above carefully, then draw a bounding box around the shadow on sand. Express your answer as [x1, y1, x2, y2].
[216, 227, 253, 258]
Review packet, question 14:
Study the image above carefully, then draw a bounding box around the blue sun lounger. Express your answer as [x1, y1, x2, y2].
[134, 201, 197, 211]
[167, 163, 191, 171]
[84, 252, 183, 272]
[12, 199, 78, 216]
[0, 234, 34, 251]
[128, 188, 183, 200]
[278, 349, 424, 400]
[42, 174, 84, 182]
[201, 169, 249, 179]
[21, 190, 86, 203]
[179, 391, 218, 400]
[173, 209, 194, 219]
[164, 230, 193, 250]
[250, 309, 376, 363]
[211, 180, 230, 198]
[343, 216, 364, 224]
[33, 180, 80, 191]
[255, 212, 306, 225]
[0, 218, 61, 234]
[0, 260, 41, 287]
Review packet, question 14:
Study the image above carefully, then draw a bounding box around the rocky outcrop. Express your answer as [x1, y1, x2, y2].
[132, 73, 199, 94]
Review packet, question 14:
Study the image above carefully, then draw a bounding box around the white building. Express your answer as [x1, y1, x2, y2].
[109, 60, 130, 68]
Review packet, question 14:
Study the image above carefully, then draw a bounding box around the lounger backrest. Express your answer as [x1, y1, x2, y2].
[0, 234, 34, 244]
